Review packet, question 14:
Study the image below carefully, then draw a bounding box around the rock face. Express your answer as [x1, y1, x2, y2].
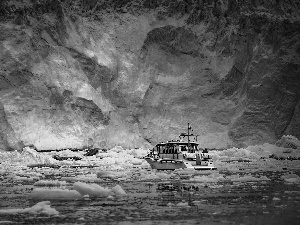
[0, 0, 300, 150]
[0, 101, 23, 151]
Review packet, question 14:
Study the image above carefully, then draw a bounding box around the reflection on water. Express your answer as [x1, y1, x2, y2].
[1, 170, 300, 225]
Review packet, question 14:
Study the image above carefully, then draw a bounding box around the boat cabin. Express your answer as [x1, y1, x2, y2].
[154, 141, 199, 160]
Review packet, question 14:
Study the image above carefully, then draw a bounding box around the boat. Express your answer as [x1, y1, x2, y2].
[144, 123, 217, 170]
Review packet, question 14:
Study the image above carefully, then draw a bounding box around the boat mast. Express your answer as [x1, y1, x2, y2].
[188, 123, 191, 152]
[179, 123, 198, 152]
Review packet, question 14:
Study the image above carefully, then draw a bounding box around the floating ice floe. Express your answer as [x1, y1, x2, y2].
[0, 201, 59, 216]
[30, 188, 83, 200]
[73, 182, 126, 197]
[73, 182, 112, 197]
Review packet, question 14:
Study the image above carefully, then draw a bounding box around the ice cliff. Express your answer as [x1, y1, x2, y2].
[0, 0, 299, 150]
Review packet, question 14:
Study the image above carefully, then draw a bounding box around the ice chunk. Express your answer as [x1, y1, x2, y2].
[73, 182, 112, 197]
[73, 182, 127, 197]
[0, 201, 59, 216]
[30, 188, 82, 200]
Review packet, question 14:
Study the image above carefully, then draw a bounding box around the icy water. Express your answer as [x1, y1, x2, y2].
[1, 167, 300, 225]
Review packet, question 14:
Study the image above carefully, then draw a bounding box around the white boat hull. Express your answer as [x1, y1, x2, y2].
[144, 158, 190, 170]
[144, 157, 216, 170]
